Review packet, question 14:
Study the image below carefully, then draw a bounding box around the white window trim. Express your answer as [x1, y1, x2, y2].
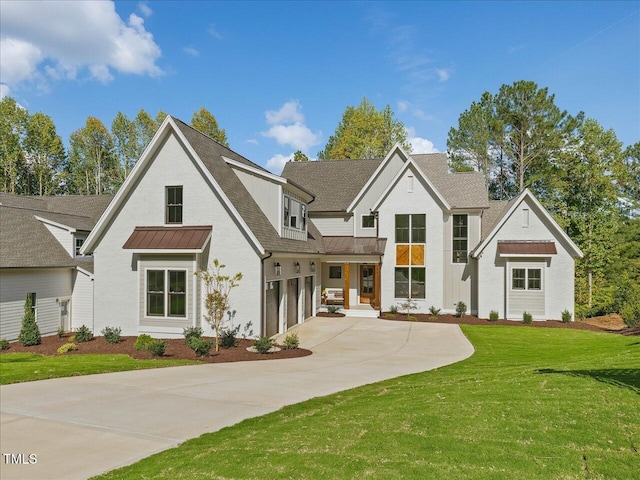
[510, 267, 543, 292]
[144, 268, 188, 319]
[451, 214, 469, 265]
[361, 214, 376, 230]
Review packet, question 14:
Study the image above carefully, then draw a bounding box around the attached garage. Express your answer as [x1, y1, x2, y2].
[265, 281, 280, 337]
[287, 278, 299, 328]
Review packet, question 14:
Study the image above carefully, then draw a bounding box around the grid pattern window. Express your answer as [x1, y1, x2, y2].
[394, 214, 426, 298]
[362, 215, 376, 229]
[512, 268, 542, 291]
[166, 186, 183, 224]
[329, 266, 342, 279]
[452, 214, 468, 263]
[146, 269, 187, 317]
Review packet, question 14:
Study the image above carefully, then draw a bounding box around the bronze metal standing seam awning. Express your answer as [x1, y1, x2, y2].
[497, 240, 557, 256]
[123, 226, 212, 251]
[322, 236, 387, 255]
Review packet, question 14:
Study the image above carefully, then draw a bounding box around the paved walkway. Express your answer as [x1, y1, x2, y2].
[0, 317, 474, 480]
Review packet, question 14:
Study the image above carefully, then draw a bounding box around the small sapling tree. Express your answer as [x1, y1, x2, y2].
[400, 297, 418, 320]
[195, 259, 242, 352]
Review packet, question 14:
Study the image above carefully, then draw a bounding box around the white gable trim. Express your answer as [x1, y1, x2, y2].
[76, 266, 93, 278]
[82, 116, 265, 256]
[471, 189, 583, 259]
[224, 156, 286, 184]
[34, 216, 77, 233]
[370, 157, 451, 212]
[346, 143, 411, 213]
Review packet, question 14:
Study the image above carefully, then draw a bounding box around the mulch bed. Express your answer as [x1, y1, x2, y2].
[0, 335, 312, 363]
[316, 312, 346, 317]
[381, 313, 640, 336]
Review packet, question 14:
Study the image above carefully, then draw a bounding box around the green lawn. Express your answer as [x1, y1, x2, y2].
[94, 326, 639, 480]
[0, 353, 199, 384]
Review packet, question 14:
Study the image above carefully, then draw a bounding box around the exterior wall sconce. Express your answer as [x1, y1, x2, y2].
[310, 261, 315, 272]
[274, 262, 281, 276]
[294, 261, 301, 273]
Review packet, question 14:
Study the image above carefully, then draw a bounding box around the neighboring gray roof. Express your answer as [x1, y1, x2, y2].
[172, 118, 325, 255]
[0, 194, 112, 269]
[281, 159, 382, 212]
[281, 153, 489, 212]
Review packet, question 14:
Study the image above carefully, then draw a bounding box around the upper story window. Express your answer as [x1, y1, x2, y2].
[394, 214, 426, 299]
[283, 194, 307, 232]
[452, 214, 468, 264]
[75, 236, 91, 257]
[166, 186, 183, 224]
[362, 215, 376, 229]
[395, 214, 425, 243]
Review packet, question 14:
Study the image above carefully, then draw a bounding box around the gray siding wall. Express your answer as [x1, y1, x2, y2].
[311, 215, 354, 236]
[92, 131, 261, 338]
[0, 268, 73, 341]
[507, 260, 546, 317]
[234, 169, 281, 233]
[71, 270, 94, 330]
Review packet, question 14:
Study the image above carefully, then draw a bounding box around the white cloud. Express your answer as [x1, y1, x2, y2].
[137, 2, 153, 17]
[246, 138, 259, 145]
[406, 127, 440, 154]
[0, 1, 162, 91]
[397, 100, 409, 113]
[266, 100, 305, 125]
[207, 24, 223, 39]
[0, 84, 11, 99]
[263, 123, 321, 152]
[436, 68, 451, 82]
[183, 46, 200, 57]
[413, 108, 433, 121]
[266, 153, 294, 173]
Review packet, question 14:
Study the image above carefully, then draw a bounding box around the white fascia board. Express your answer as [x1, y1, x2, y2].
[224, 156, 286, 184]
[34, 215, 76, 233]
[471, 189, 584, 259]
[370, 158, 451, 212]
[346, 143, 411, 213]
[76, 266, 94, 278]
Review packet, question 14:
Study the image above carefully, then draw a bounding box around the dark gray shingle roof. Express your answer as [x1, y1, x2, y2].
[0, 194, 113, 269]
[281, 159, 382, 212]
[172, 118, 325, 254]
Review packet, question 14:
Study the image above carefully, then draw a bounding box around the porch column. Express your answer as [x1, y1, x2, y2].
[374, 263, 381, 310]
[343, 263, 350, 309]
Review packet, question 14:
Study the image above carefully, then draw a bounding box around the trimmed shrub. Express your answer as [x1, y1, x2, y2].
[489, 310, 499, 322]
[429, 306, 441, 316]
[523, 311, 533, 324]
[561, 309, 572, 323]
[101, 326, 122, 344]
[220, 328, 238, 348]
[187, 337, 214, 357]
[407, 315, 417, 322]
[620, 302, 640, 327]
[148, 339, 167, 357]
[0, 339, 9, 350]
[253, 337, 275, 354]
[18, 295, 41, 346]
[134, 334, 154, 351]
[327, 305, 341, 314]
[389, 305, 398, 315]
[455, 301, 467, 318]
[183, 327, 203, 345]
[383, 313, 395, 319]
[57, 327, 65, 338]
[57, 343, 77, 354]
[75, 325, 93, 343]
[283, 332, 299, 350]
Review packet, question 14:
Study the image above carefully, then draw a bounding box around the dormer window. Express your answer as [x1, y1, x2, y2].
[75, 236, 90, 257]
[166, 186, 183, 224]
[283, 194, 307, 232]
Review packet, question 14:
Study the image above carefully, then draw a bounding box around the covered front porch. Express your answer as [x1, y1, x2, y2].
[320, 236, 387, 312]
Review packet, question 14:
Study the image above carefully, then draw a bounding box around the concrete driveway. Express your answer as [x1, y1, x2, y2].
[0, 317, 474, 480]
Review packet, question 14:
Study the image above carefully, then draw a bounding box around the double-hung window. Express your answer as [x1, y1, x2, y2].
[146, 269, 187, 317]
[394, 214, 426, 298]
[452, 214, 468, 263]
[512, 268, 542, 291]
[166, 186, 183, 224]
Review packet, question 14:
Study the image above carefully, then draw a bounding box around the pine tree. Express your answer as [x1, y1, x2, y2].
[18, 294, 41, 346]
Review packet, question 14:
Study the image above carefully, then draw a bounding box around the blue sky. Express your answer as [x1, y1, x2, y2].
[1, 1, 638, 173]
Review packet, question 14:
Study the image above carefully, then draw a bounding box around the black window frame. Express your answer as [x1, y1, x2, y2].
[452, 214, 468, 264]
[329, 266, 342, 279]
[166, 186, 183, 224]
[362, 214, 376, 229]
[146, 269, 187, 318]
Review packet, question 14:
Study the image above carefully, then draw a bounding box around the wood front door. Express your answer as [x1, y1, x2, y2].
[360, 265, 375, 304]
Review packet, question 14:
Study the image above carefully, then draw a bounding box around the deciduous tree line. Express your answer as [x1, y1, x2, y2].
[0, 101, 227, 195]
